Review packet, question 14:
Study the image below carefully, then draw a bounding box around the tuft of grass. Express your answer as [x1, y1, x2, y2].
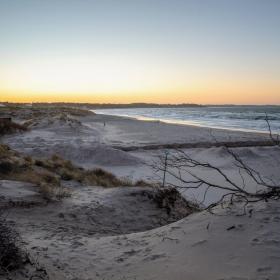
[0, 144, 13, 157]
[135, 179, 153, 187]
[1, 145, 148, 203]
[35, 154, 133, 187]
[82, 168, 130, 187]
[38, 182, 71, 201]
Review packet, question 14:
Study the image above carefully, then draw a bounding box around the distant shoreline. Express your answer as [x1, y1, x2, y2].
[1, 102, 280, 109]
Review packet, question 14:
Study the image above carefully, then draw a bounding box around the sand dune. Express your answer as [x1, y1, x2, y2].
[1, 109, 279, 280]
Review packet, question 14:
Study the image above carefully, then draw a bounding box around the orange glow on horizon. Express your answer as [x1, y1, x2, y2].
[1, 54, 279, 105]
[1, 84, 280, 105]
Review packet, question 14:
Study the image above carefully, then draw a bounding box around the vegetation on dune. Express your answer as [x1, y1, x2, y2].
[0, 119, 27, 136]
[0, 105, 95, 132]
[141, 187, 200, 217]
[0, 144, 68, 200]
[34, 154, 133, 188]
[0, 105, 94, 120]
[0, 144, 136, 200]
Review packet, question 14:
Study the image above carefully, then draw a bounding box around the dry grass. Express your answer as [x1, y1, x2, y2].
[0, 144, 138, 201]
[0, 145, 68, 200]
[38, 182, 71, 201]
[34, 155, 133, 187]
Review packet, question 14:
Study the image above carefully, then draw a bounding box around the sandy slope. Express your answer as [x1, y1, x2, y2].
[1, 110, 280, 280]
[2, 113, 271, 164]
[4, 182, 280, 280]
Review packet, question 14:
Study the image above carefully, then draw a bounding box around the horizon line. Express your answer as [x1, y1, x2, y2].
[1, 101, 280, 106]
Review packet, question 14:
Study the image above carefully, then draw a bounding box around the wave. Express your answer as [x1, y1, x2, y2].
[94, 106, 280, 134]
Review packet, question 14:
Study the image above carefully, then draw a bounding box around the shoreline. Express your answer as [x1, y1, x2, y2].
[88, 112, 271, 150]
[93, 110, 275, 135]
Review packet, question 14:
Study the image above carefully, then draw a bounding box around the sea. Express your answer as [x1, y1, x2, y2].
[94, 105, 280, 134]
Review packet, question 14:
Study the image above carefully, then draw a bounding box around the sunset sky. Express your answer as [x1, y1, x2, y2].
[0, 0, 279, 104]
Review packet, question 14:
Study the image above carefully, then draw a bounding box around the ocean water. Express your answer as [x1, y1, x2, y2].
[94, 106, 280, 134]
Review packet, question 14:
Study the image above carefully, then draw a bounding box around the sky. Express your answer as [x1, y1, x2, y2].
[0, 0, 279, 104]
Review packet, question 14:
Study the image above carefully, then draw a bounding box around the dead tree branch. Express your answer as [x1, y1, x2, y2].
[153, 117, 280, 210]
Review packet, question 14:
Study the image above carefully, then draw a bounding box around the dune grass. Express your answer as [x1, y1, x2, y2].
[34, 154, 133, 187]
[0, 144, 137, 200]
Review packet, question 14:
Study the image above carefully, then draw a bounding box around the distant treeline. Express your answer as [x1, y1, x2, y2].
[0, 102, 204, 109]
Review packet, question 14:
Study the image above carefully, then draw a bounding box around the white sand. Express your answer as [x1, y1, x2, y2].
[3, 180, 280, 280]
[1, 111, 280, 280]
[88, 114, 271, 148]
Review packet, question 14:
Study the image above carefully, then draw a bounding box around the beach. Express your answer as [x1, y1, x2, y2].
[1, 107, 280, 280]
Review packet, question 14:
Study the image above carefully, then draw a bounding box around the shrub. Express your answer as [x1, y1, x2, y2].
[34, 159, 45, 167]
[0, 120, 27, 135]
[0, 161, 14, 174]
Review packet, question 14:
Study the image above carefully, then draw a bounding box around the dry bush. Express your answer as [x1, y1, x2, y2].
[0, 161, 14, 174]
[142, 187, 199, 217]
[0, 120, 27, 136]
[34, 159, 46, 167]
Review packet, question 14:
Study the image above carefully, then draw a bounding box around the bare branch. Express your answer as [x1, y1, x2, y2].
[152, 118, 280, 211]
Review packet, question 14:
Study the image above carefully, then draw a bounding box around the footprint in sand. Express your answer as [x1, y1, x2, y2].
[191, 239, 207, 247]
[260, 217, 271, 224]
[251, 236, 280, 247]
[255, 266, 278, 280]
[115, 249, 142, 262]
[71, 240, 84, 248]
[115, 257, 125, 263]
[122, 249, 142, 257]
[143, 253, 166, 261]
[272, 216, 280, 222]
[217, 277, 249, 280]
[251, 237, 261, 246]
[263, 239, 280, 246]
[256, 266, 272, 272]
